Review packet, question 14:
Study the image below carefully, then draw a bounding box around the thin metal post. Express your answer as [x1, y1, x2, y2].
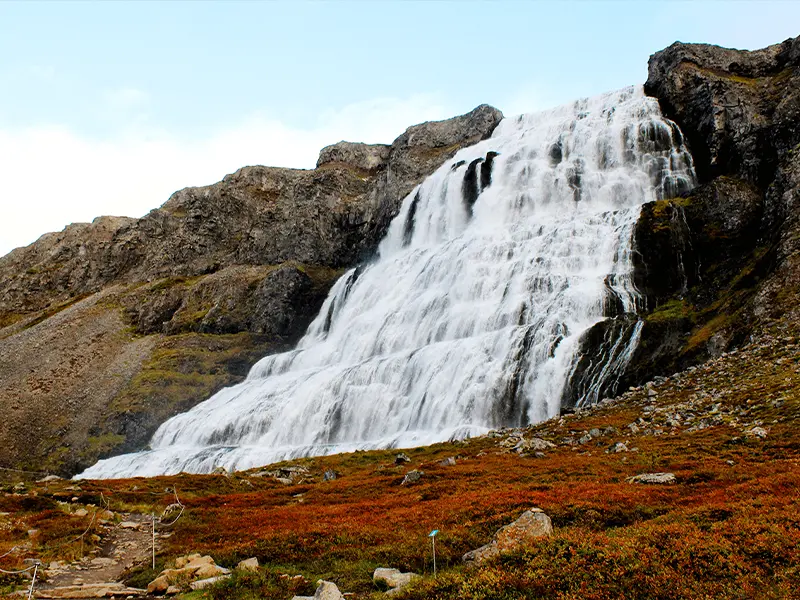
[432, 536, 436, 576]
[152, 513, 156, 570]
[27, 563, 38, 600]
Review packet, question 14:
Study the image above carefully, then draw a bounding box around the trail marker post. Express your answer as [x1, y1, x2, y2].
[428, 529, 439, 576]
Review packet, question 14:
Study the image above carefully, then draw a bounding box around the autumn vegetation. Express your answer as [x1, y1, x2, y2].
[1, 328, 798, 599]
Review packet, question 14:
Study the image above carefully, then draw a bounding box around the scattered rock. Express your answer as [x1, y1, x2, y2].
[190, 575, 230, 591]
[119, 521, 140, 530]
[748, 426, 768, 439]
[438, 457, 457, 466]
[627, 472, 677, 485]
[149, 554, 230, 595]
[373, 567, 420, 590]
[514, 437, 555, 454]
[394, 453, 411, 465]
[609, 442, 629, 453]
[323, 469, 338, 482]
[236, 557, 259, 572]
[463, 508, 553, 565]
[401, 470, 424, 485]
[74, 508, 89, 518]
[313, 580, 344, 600]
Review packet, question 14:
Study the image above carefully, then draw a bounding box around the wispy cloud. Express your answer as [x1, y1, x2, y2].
[0, 94, 454, 257]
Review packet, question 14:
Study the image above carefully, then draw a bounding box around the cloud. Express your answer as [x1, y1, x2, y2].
[0, 93, 453, 257]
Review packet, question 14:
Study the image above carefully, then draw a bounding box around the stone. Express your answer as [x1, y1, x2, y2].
[514, 437, 555, 453]
[166, 585, 182, 595]
[438, 456, 457, 466]
[401, 470, 424, 485]
[74, 508, 89, 517]
[189, 575, 230, 590]
[38, 474, 62, 482]
[748, 426, 768, 439]
[610, 442, 629, 453]
[373, 567, 420, 590]
[119, 521, 140, 529]
[463, 508, 553, 565]
[627, 472, 677, 485]
[323, 469, 338, 481]
[174, 554, 199, 569]
[394, 453, 411, 465]
[147, 576, 170, 595]
[313, 580, 344, 600]
[236, 557, 259, 572]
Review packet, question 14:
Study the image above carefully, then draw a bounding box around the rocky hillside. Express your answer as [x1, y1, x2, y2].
[0, 105, 503, 476]
[0, 321, 797, 599]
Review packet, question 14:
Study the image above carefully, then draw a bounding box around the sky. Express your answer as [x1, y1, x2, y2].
[0, 1, 797, 257]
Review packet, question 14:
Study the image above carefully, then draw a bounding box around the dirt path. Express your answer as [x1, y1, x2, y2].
[34, 512, 162, 598]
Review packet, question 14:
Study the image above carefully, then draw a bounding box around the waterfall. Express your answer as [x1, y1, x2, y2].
[79, 86, 694, 479]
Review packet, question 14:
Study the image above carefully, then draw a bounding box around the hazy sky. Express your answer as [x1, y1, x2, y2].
[0, 1, 797, 256]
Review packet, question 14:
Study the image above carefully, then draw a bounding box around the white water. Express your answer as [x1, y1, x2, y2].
[79, 86, 694, 479]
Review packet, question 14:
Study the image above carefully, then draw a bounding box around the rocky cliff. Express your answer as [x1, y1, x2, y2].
[0, 105, 503, 476]
[622, 35, 800, 388]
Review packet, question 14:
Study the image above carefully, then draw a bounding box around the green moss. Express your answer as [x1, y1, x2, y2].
[646, 298, 695, 323]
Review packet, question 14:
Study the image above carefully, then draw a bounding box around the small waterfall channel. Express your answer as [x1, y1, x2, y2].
[79, 86, 694, 478]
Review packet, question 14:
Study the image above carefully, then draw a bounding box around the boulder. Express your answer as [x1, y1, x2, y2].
[373, 567, 420, 590]
[189, 575, 230, 590]
[463, 508, 553, 565]
[146, 576, 170, 595]
[627, 472, 677, 485]
[313, 580, 343, 600]
[236, 557, 259, 572]
[401, 470, 424, 485]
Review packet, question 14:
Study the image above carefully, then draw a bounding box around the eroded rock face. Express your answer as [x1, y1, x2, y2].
[462, 508, 553, 565]
[608, 35, 800, 392]
[0, 105, 502, 475]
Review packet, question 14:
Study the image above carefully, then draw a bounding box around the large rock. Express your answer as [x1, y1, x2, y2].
[312, 580, 343, 600]
[148, 554, 230, 595]
[463, 508, 553, 565]
[373, 567, 420, 590]
[0, 105, 501, 476]
[236, 557, 259, 572]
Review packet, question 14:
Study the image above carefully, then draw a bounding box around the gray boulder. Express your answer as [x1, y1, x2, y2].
[463, 508, 553, 565]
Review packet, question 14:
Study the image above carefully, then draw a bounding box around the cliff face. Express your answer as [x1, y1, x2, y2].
[0, 105, 503, 475]
[620, 36, 800, 387]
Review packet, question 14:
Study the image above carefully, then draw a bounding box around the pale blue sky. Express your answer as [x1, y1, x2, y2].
[0, 1, 797, 256]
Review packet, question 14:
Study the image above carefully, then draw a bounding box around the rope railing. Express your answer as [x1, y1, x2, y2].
[0, 484, 188, 596]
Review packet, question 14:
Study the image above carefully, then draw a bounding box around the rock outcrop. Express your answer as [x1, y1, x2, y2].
[564, 35, 800, 405]
[0, 105, 502, 476]
[462, 508, 553, 565]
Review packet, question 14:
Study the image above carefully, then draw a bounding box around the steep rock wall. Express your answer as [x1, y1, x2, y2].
[622, 35, 800, 384]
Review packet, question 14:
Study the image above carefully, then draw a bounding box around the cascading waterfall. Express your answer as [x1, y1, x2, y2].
[79, 86, 694, 479]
